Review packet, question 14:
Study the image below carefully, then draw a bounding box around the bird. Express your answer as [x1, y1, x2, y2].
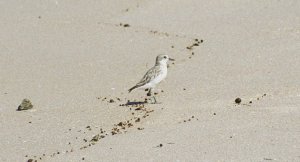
[128, 54, 175, 103]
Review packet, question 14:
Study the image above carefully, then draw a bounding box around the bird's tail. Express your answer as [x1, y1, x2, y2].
[128, 85, 138, 93]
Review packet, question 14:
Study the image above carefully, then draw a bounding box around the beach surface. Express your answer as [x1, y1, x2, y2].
[0, 0, 299, 161]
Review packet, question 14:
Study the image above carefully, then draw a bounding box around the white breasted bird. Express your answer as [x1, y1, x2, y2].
[129, 54, 175, 103]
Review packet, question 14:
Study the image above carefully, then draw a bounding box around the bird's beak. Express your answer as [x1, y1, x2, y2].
[169, 58, 175, 61]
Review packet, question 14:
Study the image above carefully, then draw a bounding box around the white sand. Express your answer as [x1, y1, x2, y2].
[0, 0, 299, 161]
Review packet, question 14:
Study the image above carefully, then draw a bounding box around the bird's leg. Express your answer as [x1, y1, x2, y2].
[146, 88, 159, 104]
[152, 95, 158, 104]
[147, 88, 152, 97]
[146, 88, 154, 104]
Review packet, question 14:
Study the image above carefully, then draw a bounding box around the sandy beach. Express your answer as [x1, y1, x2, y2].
[0, 0, 299, 161]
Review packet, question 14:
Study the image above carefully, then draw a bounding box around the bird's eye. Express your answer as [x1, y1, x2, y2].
[164, 56, 167, 59]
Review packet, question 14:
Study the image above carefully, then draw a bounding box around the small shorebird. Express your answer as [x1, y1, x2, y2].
[128, 54, 175, 103]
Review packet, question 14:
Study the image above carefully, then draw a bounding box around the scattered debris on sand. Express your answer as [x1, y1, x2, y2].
[186, 39, 204, 50]
[235, 93, 268, 106]
[119, 23, 130, 27]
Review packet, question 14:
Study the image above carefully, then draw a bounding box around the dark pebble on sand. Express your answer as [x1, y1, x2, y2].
[109, 99, 115, 103]
[135, 118, 140, 122]
[235, 98, 241, 104]
[123, 24, 130, 27]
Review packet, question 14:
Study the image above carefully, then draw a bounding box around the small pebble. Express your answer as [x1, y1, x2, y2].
[235, 98, 241, 104]
[123, 24, 130, 27]
[17, 99, 33, 111]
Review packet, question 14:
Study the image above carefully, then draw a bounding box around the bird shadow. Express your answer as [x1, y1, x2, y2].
[117, 100, 147, 107]
[124, 101, 147, 106]
[121, 100, 161, 106]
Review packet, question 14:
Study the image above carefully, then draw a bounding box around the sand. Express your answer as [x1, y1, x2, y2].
[0, 0, 299, 161]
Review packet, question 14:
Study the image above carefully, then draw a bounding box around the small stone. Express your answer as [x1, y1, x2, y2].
[109, 99, 115, 103]
[135, 107, 142, 111]
[123, 24, 130, 27]
[27, 159, 34, 162]
[213, 113, 216, 115]
[17, 99, 33, 111]
[159, 144, 163, 147]
[193, 43, 199, 46]
[135, 118, 140, 122]
[235, 98, 242, 104]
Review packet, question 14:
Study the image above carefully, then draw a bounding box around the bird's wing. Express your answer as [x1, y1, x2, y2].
[135, 66, 161, 87]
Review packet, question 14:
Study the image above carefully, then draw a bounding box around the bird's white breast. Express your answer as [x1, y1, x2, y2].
[152, 65, 167, 84]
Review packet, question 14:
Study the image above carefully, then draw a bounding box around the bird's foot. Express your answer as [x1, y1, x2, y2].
[148, 96, 161, 104]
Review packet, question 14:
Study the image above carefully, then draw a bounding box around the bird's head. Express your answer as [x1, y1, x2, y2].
[155, 54, 175, 65]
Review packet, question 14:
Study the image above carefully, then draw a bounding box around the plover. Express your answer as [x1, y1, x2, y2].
[128, 54, 175, 103]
